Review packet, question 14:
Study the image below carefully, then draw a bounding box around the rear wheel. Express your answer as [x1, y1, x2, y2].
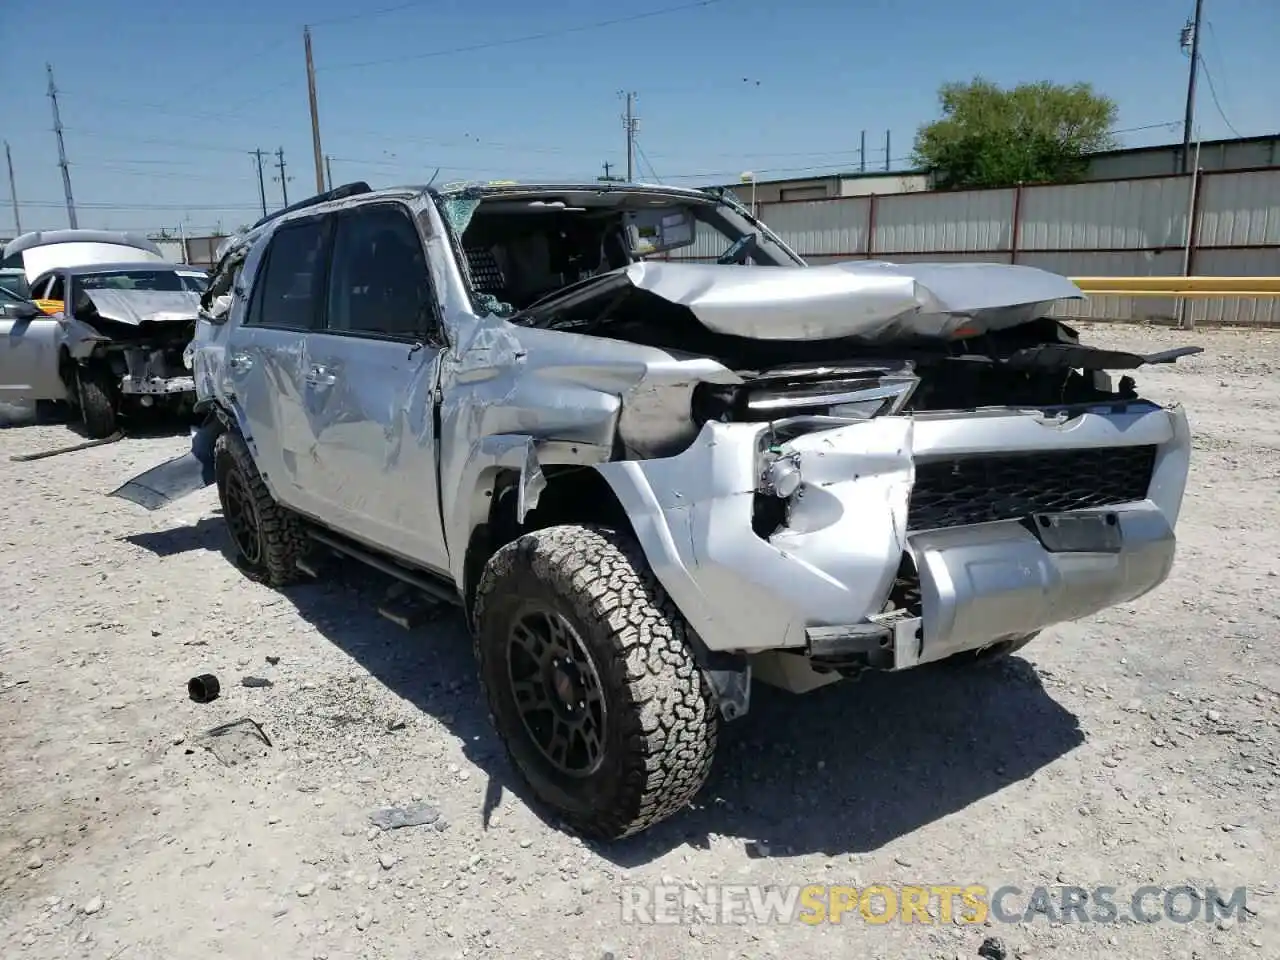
[76, 365, 118, 439]
[214, 429, 306, 586]
[473, 524, 719, 840]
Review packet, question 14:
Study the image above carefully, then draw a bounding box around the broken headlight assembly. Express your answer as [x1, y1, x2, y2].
[691, 363, 919, 426]
[182, 341, 196, 370]
[752, 440, 804, 539]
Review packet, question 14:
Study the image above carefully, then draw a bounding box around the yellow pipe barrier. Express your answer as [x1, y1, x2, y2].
[1071, 276, 1280, 298]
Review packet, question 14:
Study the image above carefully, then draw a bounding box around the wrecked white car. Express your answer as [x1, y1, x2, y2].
[1, 261, 201, 437]
[114, 180, 1198, 840]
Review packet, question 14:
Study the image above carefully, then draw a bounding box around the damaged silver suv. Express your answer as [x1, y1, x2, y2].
[117, 179, 1197, 840]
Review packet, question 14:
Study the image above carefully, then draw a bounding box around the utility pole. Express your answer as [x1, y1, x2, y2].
[860, 130, 866, 173]
[598, 160, 623, 183]
[274, 147, 291, 206]
[884, 130, 891, 172]
[1180, 0, 1205, 174]
[251, 149, 268, 217]
[4, 141, 20, 234]
[620, 91, 638, 182]
[325, 155, 334, 192]
[46, 64, 77, 228]
[303, 26, 326, 194]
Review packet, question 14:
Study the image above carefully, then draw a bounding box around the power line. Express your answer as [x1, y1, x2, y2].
[321, 0, 730, 72]
[65, 128, 251, 155]
[633, 141, 662, 182]
[306, 0, 430, 28]
[1197, 54, 1243, 138]
[59, 91, 272, 127]
[75, 163, 258, 183]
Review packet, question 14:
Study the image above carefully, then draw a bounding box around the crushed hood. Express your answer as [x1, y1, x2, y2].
[521, 260, 1085, 342]
[83, 289, 201, 326]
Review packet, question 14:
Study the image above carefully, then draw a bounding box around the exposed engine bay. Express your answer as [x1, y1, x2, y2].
[68, 286, 198, 403]
[455, 191, 1201, 424]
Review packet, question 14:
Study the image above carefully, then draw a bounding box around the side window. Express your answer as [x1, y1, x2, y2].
[28, 277, 51, 300]
[246, 220, 329, 330]
[325, 204, 434, 340]
[47, 275, 65, 301]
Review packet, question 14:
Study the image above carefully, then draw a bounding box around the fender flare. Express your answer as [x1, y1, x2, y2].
[591, 458, 752, 721]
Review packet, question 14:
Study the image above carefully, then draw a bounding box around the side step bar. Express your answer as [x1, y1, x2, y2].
[305, 526, 461, 608]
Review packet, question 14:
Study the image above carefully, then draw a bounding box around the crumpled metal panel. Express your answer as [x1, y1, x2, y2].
[594, 402, 1189, 655]
[83, 289, 200, 326]
[609, 259, 1083, 341]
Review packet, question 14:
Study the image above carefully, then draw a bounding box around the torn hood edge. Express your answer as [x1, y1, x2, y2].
[520, 259, 1086, 342]
[83, 289, 202, 326]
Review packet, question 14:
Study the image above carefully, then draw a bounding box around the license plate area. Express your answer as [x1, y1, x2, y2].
[1028, 511, 1123, 553]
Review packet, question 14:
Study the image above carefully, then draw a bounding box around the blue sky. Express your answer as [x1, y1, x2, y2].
[1, 0, 1275, 236]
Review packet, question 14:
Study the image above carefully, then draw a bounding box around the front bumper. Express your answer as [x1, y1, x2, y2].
[120, 375, 196, 397]
[595, 402, 1191, 660]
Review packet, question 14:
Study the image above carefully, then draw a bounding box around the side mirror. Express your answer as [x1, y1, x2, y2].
[12, 301, 40, 320]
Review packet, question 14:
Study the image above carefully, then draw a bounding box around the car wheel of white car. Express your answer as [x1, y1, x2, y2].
[472, 523, 719, 840]
[213, 430, 307, 587]
[76, 366, 118, 439]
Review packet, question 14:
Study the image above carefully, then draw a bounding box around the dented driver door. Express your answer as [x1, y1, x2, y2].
[298, 202, 451, 576]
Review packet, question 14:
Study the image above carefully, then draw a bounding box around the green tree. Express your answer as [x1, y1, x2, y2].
[912, 78, 1119, 189]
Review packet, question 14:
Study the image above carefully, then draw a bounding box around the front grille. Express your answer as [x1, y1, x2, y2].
[908, 445, 1158, 531]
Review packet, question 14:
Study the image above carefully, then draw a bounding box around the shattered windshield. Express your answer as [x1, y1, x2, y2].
[450, 188, 798, 317]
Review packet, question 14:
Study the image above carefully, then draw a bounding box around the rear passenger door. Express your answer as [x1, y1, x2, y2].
[227, 215, 331, 516]
[300, 201, 450, 575]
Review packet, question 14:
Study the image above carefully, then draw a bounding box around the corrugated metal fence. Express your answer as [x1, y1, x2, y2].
[680, 167, 1280, 326]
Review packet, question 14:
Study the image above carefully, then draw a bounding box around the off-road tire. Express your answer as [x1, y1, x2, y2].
[213, 429, 306, 587]
[941, 631, 1040, 668]
[76, 366, 118, 439]
[473, 524, 719, 840]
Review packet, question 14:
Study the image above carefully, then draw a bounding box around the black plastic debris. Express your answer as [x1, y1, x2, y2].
[188, 674, 220, 703]
[977, 936, 1009, 960]
[369, 801, 441, 831]
[265, 656, 280, 666]
[241, 676, 273, 688]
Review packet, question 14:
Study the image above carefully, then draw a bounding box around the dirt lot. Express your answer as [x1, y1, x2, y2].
[1, 322, 1278, 960]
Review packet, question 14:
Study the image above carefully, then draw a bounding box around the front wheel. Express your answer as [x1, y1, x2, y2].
[76, 366, 118, 439]
[473, 524, 719, 840]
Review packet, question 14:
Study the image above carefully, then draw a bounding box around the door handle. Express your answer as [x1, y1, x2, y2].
[305, 364, 337, 387]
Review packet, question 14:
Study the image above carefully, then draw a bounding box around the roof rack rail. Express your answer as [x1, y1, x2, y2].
[250, 181, 373, 231]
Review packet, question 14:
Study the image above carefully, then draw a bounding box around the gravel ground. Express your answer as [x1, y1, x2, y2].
[1, 322, 1278, 960]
